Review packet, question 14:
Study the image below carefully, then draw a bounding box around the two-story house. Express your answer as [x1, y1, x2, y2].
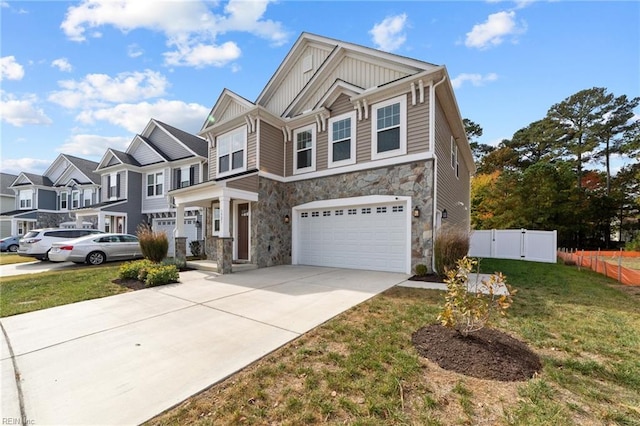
[170, 33, 474, 274]
[2, 154, 101, 235]
[84, 119, 208, 256]
[0, 172, 18, 236]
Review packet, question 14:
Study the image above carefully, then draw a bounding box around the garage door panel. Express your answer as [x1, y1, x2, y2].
[296, 201, 408, 273]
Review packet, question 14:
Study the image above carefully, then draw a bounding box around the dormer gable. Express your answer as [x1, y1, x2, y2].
[97, 149, 140, 171]
[201, 89, 256, 133]
[137, 119, 206, 161]
[127, 135, 168, 166]
[47, 154, 100, 186]
[10, 172, 52, 188]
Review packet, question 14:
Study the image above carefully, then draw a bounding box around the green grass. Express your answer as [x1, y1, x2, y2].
[0, 253, 36, 265]
[148, 259, 640, 426]
[0, 265, 128, 317]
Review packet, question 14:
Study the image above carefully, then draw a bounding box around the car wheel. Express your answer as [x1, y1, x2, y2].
[87, 251, 106, 265]
[8, 244, 18, 252]
[42, 250, 51, 261]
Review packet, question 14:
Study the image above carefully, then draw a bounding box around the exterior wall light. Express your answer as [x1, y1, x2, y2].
[413, 206, 420, 218]
[195, 220, 202, 228]
[442, 209, 448, 219]
[284, 214, 290, 224]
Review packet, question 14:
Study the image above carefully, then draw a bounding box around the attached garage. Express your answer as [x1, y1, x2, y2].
[153, 217, 199, 256]
[292, 196, 411, 273]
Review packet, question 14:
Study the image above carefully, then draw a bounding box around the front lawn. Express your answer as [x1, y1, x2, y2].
[0, 265, 128, 317]
[148, 259, 640, 425]
[0, 253, 36, 266]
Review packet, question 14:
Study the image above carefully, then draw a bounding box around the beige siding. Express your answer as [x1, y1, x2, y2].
[285, 140, 293, 177]
[219, 100, 250, 123]
[298, 56, 411, 113]
[259, 121, 284, 176]
[434, 99, 469, 230]
[248, 131, 257, 170]
[407, 91, 431, 154]
[226, 175, 259, 192]
[263, 45, 332, 116]
[356, 109, 371, 163]
[316, 126, 328, 171]
[209, 145, 217, 180]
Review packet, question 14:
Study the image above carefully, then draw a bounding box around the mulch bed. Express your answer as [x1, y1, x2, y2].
[112, 278, 147, 291]
[412, 324, 542, 381]
[408, 274, 444, 283]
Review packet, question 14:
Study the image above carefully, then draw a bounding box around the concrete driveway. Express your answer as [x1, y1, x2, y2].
[0, 265, 408, 425]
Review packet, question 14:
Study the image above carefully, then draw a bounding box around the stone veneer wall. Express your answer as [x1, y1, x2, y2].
[253, 160, 435, 272]
[36, 212, 72, 229]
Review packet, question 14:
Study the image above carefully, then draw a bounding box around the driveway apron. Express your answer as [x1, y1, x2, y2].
[0, 265, 408, 425]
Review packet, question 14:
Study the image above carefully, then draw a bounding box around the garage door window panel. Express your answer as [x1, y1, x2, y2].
[294, 125, 316, 174]
[372, 95, 407, 160]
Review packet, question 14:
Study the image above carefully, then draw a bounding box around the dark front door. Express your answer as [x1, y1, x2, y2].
[237, 203, 249, 260]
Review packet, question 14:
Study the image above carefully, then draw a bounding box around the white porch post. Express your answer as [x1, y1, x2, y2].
[175, 203, 185, 237]
[75, 215, 82, 228]
[98, 214, 105, 232]
[219, 195, 231, 238]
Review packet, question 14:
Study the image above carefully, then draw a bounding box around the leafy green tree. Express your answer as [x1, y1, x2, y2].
[463, 118, 494, 163]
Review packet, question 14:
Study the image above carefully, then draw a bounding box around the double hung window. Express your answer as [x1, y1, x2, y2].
[217, 127, 246, 177]
[328, 112, 356, 167]
[371, 95, 407, 160]
[147, 172, 164, 197]
[294, 125, 316, 174]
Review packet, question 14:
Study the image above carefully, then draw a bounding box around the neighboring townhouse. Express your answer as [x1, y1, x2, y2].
[2, 155, 101, 236]
[170, 32, 475, 274]
[0, 172, 18, 236]
[83, 119, 208, 255]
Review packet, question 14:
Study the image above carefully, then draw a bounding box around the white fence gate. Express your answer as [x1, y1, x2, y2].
[469, 229, 557, 263]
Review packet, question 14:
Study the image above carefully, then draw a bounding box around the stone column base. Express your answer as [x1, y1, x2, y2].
[216, 237, 233, 274]
[175, 237, 187, 261]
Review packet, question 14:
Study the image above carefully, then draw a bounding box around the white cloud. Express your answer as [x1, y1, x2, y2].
[1, 56, 25, 81]
[465, 11, 526, 49]
[1, 2, 8, 8]
[1, 158, 52, 175]
[0, 92, 52, 127]
[60, 0, 289, 67]
[451, 72, 499, 89]
[127, 43, 143, 58]
[48, 69, 169, 109]
[56, 134, 130, 156]
[163, 41, 241, 68]
[369, 13, 408, 52]
[76, 99, 208, 134]
[51, 57, 73, 72]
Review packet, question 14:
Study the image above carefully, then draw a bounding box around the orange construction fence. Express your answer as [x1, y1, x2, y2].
[557, 250, 640, 286]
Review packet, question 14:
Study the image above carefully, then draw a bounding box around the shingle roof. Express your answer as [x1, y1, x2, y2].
[154, 120, 208, 157]
[19, 173, 53, 187]
[63, 154, 101, 184]
[0, 173, 18, 195]
[110, 149, 141, 167]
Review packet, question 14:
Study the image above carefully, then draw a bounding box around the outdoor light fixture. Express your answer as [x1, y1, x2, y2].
[195, 220, 201, 228]
[284, 214, 290, 224]
[442, 209, 448, 219]
[413, 206, 420, 218]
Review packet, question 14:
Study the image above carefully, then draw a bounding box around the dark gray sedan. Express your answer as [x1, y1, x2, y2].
[48, 233, 143, 265]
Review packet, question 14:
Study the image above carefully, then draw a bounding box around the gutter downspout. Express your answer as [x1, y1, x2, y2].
[430, 75, 447, 273]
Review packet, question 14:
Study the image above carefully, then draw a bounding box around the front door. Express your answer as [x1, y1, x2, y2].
[237, 203, 249, 260]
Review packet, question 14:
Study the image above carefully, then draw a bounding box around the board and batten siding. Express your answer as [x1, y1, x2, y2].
[434, 99, 469, 230]
[226, 175, 259, 192]
[46, 161, 67, 184]
[259, 120, 284, 176]
[297, 56, 411, 114]
[218, 100, 251, 124]
[148, 127, 192, 160]
[262, 44, 332, 116]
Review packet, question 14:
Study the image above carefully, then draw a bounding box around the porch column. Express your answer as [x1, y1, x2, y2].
[98, 214, 105, 232]
[219, 195, 231, 238]
[175, 203, 187, 260]
[75, 215, 82, 228]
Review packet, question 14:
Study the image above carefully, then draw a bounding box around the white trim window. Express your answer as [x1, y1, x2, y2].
[294, 124, 316, 174]
[212, 204, 221, 235]
[371, 94, 407, 160]
[60, 191, 68, 210]
[19, 189, 33, 209]
[146, 171, 164, 197]
[108, 173, 118, 200]
[328, 111, 356, 168]
[83, 189, 93, 207]
[217, 126, 247, 177]
[71, 190, 80, 209]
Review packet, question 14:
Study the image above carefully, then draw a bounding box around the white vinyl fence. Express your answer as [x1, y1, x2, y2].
[469, 229, 557, 263]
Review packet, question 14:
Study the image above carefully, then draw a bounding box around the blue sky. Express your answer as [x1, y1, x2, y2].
[1, 0, 638, 176]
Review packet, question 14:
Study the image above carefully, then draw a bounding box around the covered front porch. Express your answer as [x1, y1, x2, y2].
[169, 180, 258, 274]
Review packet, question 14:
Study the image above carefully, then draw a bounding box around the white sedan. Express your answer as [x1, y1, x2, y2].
[49, 233, 143, 265]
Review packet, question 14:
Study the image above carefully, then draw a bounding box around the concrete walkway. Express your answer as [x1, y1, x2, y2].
[0, 265, 408, 425]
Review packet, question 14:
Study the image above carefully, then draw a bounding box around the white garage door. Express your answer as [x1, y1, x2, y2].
[153, 218, 198, 256]
[296, 201, 409, 273]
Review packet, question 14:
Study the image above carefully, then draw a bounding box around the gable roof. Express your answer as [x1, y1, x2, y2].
[0, 173, 18, 196]
[154, 120, 208, 157]
[63, 154, 101, 184]
[201, 89, 256, 133]
[11, 172, 53, 188]
[96, 148, 141, 171]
